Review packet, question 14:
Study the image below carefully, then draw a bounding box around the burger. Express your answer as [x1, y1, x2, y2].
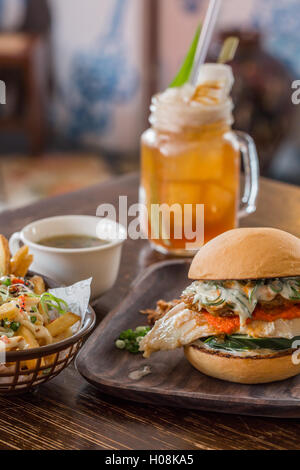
[139, 227, 300, 384]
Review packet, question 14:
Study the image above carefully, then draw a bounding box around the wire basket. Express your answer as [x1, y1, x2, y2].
[0, 306, 95, 395]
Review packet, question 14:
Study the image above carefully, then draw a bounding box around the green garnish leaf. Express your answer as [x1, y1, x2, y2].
[10, 321, 20, 332]
[2, 278, 11, 287]
[116, 326, 151, 354]
[270, 280, 283, 293]
[40, 293, 68, 315]
[204, 334, 300, 352]
[202, 295, 224, 307]
[169, 25, 201, 88]
[30, 316, 37, 324]
[290, 286, 300, 301]
[3, 318, 10, 328]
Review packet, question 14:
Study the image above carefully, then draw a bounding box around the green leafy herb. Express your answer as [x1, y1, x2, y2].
[270, 280, 283, 293]
[202, 295, 224, 307]
[30, 316, 37, 324]
[169, 25, 201, 88]
[290, 286, 300, 301]
[115, 326, 151, 354]
[204, 334, 300, 352]
[3, 318, 10, 328]
[40, 293, 68, 315]
[2, 278, 11, 287]
[10, 321, 20, 332]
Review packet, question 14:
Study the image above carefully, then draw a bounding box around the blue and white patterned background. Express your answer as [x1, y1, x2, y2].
[51, 0, 145, 152]
[161, 0, 300, 88]
[252, 0, 300, 75]
[50, 0, 300, 151]
[67, 0, 139, 139]
[178, 0, 300, 75]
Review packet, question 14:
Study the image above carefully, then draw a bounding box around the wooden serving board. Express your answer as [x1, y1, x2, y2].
[77, 260, 300, 418]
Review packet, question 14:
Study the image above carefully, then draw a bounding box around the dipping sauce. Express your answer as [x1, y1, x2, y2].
[37, 234, 109, 249]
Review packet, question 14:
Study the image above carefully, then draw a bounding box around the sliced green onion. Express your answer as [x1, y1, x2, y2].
[236, 297, 251, 315]
[290, 286, 300, 301]
[202, 292, 224, 307]
[40, 293, 68, 315]
[270, 280, 283, 293]
[10, 321, 20, 332]
[249, 283, 259, 303]
[116, 326, 151, 354]
[136, 326, 149, 334]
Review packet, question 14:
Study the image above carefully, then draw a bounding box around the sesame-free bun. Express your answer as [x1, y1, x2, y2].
[184, 344, 300, 384]
[189, 228, 300, 280]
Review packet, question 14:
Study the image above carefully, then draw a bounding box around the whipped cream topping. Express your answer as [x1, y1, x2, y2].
[149, 64, 235, 133]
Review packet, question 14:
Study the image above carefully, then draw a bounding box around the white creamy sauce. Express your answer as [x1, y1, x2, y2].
[128, 366, 151, 381]
[183, 278, 300, 326]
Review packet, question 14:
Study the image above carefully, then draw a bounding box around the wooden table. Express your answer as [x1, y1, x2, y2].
[0, 173, 300, 450]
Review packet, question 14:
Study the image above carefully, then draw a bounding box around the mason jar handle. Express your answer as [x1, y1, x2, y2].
[235, 131, 260, 218]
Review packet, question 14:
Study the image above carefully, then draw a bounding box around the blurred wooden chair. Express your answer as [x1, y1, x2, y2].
[0, 33, 47, 155]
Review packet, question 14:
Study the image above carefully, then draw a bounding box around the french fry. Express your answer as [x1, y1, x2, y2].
[15, 254, 33, 278]
[0, 235, 10, 276]
[46, 312, 80, 337]
[43, 353, 57, 367]
[53, 327, 73, 342]
[38, 302, 49, 325]
[10, 245, 28, 275]
[31, 275, 46, 295]
[43, 326, 74, 367]
[11, 244, 33, 278]
[18, 325, 44, 370]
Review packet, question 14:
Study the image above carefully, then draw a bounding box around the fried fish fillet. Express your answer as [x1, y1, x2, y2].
[139, 304, 300, 358]
[139, 303, 216, 358]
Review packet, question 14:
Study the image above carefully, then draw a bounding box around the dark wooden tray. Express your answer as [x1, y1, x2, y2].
[76, 260, 300, 418]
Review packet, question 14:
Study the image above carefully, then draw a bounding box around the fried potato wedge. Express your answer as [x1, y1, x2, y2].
[19, 325, 45, 370]
[31, 275, 46, 295]
[10, 245, 33, 277]
[0, 235, 10, 276]
[15, 254, 33, 278]
[0, 302, 19, 321]
[46, 312, 81, 337]
[10, 245, 28, 275]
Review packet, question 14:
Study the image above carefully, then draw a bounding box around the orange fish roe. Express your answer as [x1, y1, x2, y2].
[18, 295, 26, 313]
[202, 312, 240, 335]
[251, 304, 300, 323]
[200, 304, 300, 335]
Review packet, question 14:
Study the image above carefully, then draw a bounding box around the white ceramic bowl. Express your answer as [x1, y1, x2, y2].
[9, 215, 126, 300]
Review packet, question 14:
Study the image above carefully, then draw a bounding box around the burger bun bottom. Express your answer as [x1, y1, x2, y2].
[184, 344, 300, 384]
